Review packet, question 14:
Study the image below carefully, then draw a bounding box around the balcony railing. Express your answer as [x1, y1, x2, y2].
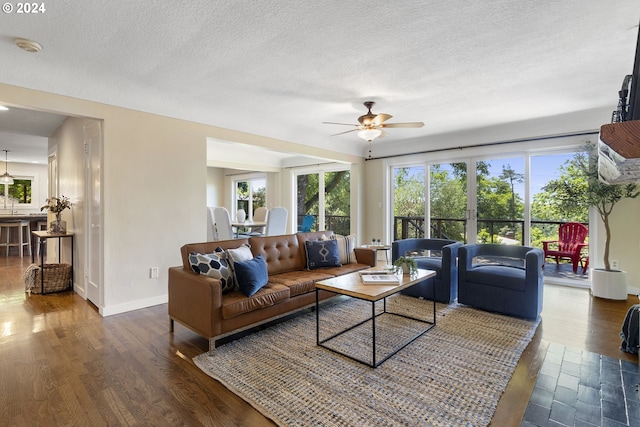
[393, 216, 587, 246]
[297, 214, 350, 236]
[298, 214, 584, 248]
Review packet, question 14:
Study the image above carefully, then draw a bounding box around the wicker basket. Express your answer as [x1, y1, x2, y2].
[30, 263, 72, 294]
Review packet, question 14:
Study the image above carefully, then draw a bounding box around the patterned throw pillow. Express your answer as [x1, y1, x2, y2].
[305, 239, 341, 270]
[330, 234, 357, 264]
[189, 250, 234, 293]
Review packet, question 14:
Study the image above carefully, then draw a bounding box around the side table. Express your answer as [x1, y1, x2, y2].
[31, 230, 74, 294]
[363, 245, 391, 264]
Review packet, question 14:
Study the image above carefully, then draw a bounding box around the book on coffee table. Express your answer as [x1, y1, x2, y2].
[359, 270, 392, 275]
[360, 274, 400, 284]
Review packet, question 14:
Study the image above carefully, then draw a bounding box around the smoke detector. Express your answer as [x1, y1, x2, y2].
[15, 38, 42, 53]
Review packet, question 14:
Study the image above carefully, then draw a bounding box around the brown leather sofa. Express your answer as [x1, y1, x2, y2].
[168, 231, 376, 348]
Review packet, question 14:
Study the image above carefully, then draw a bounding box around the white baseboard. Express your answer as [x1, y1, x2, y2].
[100, 294, 168, 317]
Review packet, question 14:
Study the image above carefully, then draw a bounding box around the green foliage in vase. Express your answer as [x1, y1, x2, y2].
[392, 256, 418, 275]
[40, 196, 72, 214]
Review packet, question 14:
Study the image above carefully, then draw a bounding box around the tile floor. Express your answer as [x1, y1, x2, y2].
[521, 343, 639, 426]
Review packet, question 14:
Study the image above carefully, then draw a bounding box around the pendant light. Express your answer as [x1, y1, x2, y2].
[357, 128, 382, 142]
[0, 150, 14, 185]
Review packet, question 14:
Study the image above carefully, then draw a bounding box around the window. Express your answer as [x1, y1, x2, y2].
[1, 177, 33, 208]
[295, 166, 350, 235]
[234, 176, 266, 220]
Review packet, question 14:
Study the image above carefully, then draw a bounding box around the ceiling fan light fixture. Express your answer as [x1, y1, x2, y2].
[357, 128, 382, 142]
[1, 150, 14, 185]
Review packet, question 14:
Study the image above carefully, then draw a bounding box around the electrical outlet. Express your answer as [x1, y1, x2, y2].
[611, 260, 619, 270]
[150, 267, 159, 278]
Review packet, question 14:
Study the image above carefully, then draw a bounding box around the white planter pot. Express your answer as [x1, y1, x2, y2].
[590, 269, 628, 300]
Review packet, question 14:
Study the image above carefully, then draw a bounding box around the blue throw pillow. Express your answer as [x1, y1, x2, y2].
[305, 239, 341, 270]
[233, 255, 269, 297]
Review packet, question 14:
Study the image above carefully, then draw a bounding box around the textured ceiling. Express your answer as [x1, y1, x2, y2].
[0, 0, 638, 163]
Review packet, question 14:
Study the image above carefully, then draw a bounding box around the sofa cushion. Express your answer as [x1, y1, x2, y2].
[466, 265, 526, 291]
[226, 244, 253, 265]
[330, 234, 357, 264]
[249, 234, 306, 275]
[305, 239, 341, 270]
[225, 245, 253, 280]
[221, 283, 291, 320]
[188, 250, 234, 293]
[234, 255, 269, 297]
[269, 270, 336, 296]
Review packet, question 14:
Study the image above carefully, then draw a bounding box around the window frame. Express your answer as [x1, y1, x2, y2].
[0, 174, 37, 209]
[231, 173, 267, 220]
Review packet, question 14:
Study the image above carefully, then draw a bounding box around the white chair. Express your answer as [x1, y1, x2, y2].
[250, 207, 268, 236]
[236, 209, 246, 223]
[265, 207, 288, 236]
[212, 207, 234, 241]
[206, 207, 217, 241]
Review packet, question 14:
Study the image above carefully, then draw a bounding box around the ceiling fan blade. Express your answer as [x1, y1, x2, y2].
[381, 122, 425, 128]
[322, 121, 358, 126]
[330, 128, 359, 136]
[372, 113, 392, 126]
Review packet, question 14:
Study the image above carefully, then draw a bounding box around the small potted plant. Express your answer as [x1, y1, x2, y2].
[392, 256, 418, 275]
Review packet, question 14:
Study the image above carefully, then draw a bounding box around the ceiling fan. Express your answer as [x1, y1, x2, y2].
[323, 101, 424, 142]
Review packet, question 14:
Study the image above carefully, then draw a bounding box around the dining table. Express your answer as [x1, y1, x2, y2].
[230, 220, 267, 237]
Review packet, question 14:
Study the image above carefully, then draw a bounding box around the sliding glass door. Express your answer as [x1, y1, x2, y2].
[429, 162, 467, 242]
[476, 157, 525, 244]
[392, 166, 426, 240]
[295, 167, 350, 234]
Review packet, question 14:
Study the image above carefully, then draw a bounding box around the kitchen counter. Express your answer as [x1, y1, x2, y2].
[0, 214, 47, 222]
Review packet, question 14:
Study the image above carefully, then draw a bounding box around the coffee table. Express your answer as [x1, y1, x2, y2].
[315, 268, 436, 368]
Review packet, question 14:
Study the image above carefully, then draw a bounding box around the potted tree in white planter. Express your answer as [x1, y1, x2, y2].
[545, 142, 639, 299]
[587, 144, 638, 299]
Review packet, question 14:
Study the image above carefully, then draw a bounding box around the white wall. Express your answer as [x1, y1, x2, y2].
[591, 197, 640, 295]
[1, 83, 359, 316]
[206, 167, 225, 207]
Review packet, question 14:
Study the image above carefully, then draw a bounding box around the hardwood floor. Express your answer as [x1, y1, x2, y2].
[0, 256, 636, 426]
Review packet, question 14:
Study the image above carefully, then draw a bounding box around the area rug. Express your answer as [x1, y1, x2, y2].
[194, 295, 539, 427]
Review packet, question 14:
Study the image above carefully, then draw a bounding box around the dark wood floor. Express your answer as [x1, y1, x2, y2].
[0, 256, 636, 426]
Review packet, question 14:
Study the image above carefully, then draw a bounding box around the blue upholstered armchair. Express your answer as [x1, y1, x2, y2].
[391, 238, 462, 303]
[458, 244, 544, 320]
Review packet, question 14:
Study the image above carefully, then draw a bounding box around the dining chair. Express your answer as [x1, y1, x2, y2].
[265, 207, 288, 236]
[236, 209, 246, 223]
[212, 207, 234, 240]
[250, 207, 269, 236]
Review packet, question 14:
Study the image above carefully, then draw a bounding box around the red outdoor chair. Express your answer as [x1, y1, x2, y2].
[542, 222, 588, 273]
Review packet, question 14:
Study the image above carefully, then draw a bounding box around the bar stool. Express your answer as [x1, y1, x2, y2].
[35, 221, 48, 257]
[0, 221, 31, 257]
